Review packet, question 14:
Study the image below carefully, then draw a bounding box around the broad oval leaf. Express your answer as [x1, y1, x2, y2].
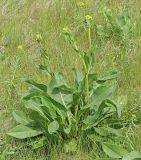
[122, 151, 141, 160]
[83, 99, 117, 130]
[47, 73, 73, 106]
[41, 97, 57, 119]
[25, 79, 47, 92]
[7, 124, 42, 139]
[97, 70, 118, 83]
[12, 110, 33, 125]
[48, 120, 59, 134]
[88, 84, 116, 110]
[24, 100, 49, 121]
[102, 142, 128, 158]
[72, 68, 83, 86]
[95, 127, 120, 137]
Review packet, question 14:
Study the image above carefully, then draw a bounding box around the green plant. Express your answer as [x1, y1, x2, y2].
[96, 7, 131, 43]
[100, 142, 141, 160]
[7, 15, 126, 155]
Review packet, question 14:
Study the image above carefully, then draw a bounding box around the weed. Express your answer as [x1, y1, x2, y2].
[7, 15, 135, 159]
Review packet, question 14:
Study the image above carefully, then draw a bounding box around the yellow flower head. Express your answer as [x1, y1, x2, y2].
[85, 15, 93, 21]
[17, 45, 23, 49]
[62, 27, 69, 34]
[36, 33, 42, 42]
[77, 2, 85, 7]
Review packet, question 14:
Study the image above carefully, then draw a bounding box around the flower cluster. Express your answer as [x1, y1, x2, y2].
[85, 15, 93, 21]
[62, 27, 69, 34]
[17, 45, 23, 49]
[36, 33, 42, 42]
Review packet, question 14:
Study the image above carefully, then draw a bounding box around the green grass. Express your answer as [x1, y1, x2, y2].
[1, 0, 141, 159]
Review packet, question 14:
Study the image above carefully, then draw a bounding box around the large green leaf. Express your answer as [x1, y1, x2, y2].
[41, 96, 57, 119]
[95, 127, 120, 137]
[47, 73, 73, 107]
[102, 142, 128, 158]
[48, 120, 59, 134]
[29, 111, 49, 132]
[88, 84, 116, 110]
[72, 68, 83, 86]
[7, 124, 42, 139]
[12, 110, 33, 125]
[41, 95, 67, 122]
[83, 99, 117, 130]
[122, 151, 141, 160]
[97, 70, 118, 83]
[22, 91, 41, 101]
[88, 134, 103, 142]
[24, 100, 49, 121]
[88, 73, 98, 84]
[25, 80, 47, 92]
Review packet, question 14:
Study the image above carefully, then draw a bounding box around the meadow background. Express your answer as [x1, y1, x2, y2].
[0, 0, 141, 159]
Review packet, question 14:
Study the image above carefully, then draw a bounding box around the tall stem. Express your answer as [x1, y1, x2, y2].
[85, 25, 92, 101]
[85, 73, 89, 101]
[88, 26, 92, 51]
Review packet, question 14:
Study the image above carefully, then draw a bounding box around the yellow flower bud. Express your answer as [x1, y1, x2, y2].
[63, 27, 69, 34]
[17, 45, 23, 49]
[36, 33, 42, 42]
[85, 15, 93, 20]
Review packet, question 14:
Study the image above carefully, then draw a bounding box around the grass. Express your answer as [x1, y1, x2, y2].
[0, 0, 141, 159]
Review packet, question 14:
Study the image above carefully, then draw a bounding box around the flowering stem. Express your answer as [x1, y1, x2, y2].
[88, 26, 91, 51]
[85, 23, 92, 101]
[85, 73, 89, 101]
